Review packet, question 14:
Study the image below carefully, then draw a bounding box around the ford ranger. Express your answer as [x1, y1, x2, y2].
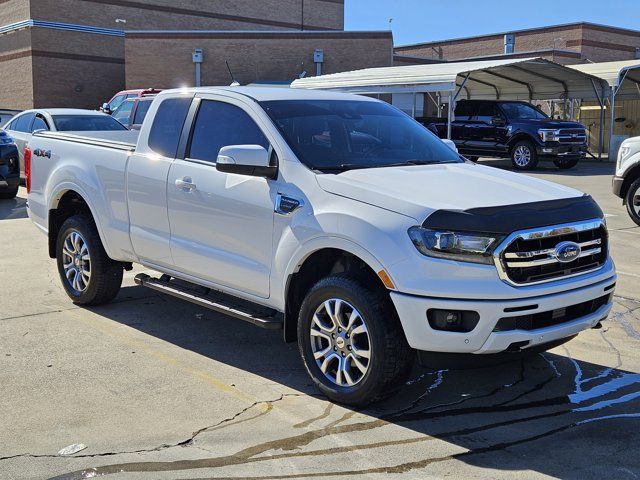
[26, 87, 616, 406]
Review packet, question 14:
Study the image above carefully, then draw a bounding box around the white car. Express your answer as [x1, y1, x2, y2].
[613, 136, 640, 225]
[4, 109, 127, 178]
[26, 87, 616, 405]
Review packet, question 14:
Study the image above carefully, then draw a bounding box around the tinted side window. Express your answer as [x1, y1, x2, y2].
[32, 116, 49, 132]
[454, 101, 476, 121]
[148, 97, 192, 158]
[133, 100, 152, 125]
[189, 101, 269, 163]
[13, 113, 35, 132]
[475, 103, 500, 124]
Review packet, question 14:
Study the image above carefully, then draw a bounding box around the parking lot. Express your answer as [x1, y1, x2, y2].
[0, 161, 638, 480]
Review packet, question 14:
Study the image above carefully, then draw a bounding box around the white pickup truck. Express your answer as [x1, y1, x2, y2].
[26, 87, 616, 405]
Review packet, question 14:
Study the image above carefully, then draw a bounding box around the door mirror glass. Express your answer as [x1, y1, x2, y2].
[491, 116, 506, 127]
[216, 145, 276, 178]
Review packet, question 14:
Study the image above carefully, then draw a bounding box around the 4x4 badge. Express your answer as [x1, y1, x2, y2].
[33, 148, 51, 159]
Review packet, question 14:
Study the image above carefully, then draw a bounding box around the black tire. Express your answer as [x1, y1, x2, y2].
[0, 186, 18, 199]
[297, 274, 414, 407]
[553, 157, 580, 169]
[465, 156, 479, 162]
[56, 214, 123, 305]
[510, 140, 539, 170]
[625, 177, 640, 227]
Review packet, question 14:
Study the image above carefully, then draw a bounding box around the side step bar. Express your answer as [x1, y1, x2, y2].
[134, 273, 283, 330]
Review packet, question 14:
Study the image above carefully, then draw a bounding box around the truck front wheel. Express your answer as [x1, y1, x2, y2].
[625, 177, 640, 226]
[56, 215, 123, 305]
[510, 140, 539, 170]
[297, 274, 414, 406]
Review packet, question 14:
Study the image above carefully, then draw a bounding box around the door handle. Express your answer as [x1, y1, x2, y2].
[175, 177, 197, 192]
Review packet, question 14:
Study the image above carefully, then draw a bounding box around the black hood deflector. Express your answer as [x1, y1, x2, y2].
[422, 195, 603, 235]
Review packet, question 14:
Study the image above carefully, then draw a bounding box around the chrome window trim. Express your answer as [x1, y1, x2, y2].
[493, 218, 607, 287]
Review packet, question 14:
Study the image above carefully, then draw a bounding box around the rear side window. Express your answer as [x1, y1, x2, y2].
[31, 116, 49, 132]
[188, 100, 269, 163]
[148, 97, 191, 158]
[454, 102, 476, 121]
[11, 113, 35, 132]
[133, 100, 152, 125]
[475, 103, 501, 124]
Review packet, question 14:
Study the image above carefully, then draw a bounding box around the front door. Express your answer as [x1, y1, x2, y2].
[166, 96, 277, 298]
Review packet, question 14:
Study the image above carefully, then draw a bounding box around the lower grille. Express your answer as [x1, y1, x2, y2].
[495, 219, 608, 286]
[493, 294, 611, 332]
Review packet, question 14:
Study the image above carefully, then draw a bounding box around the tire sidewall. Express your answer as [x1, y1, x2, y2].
[626, 178, 640, 226]
[511, 141, 538, 170]
[56, 217, 100, 304]
[297, 279, 390, 405]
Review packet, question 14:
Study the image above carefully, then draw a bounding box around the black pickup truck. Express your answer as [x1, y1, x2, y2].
[423, 100, 588, 170]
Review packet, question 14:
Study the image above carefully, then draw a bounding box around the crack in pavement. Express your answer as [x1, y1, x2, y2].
[0, 394, 300, 463]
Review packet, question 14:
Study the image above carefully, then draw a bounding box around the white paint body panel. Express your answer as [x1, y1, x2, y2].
[27, 87, 616, 354]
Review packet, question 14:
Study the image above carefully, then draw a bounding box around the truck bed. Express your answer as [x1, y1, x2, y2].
[35, 130, 139, 151]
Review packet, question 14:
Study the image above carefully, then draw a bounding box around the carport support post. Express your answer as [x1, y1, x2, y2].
[609, 87, 616, 161]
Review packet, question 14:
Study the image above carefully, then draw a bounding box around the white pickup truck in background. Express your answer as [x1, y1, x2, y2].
[26, 87, 616, 406]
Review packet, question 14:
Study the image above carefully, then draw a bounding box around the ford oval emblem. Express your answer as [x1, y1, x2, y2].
[554, 241, 581, 263]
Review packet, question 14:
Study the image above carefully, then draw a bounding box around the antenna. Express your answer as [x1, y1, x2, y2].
[226, 61, 240, 87]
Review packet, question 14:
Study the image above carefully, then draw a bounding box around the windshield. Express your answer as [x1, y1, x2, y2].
[261, 100, 461, 171]
[500, 102, 548, 120]
[52, 115, 127, 132]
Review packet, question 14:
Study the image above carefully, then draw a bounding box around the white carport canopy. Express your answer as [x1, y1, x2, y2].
[570, 60, 640, 158]
[292, 57, 608, 139]
[291, 57, 607, 100]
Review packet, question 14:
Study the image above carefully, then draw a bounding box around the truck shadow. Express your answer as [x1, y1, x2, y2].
[58, 285, 640, 480]
[0, 195, 27, 220]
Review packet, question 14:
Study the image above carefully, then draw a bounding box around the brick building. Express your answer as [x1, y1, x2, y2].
[395, 22, 640, 65]
[0, 0, 392, 110]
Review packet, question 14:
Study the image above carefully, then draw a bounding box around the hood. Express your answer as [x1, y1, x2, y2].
[512, 118, 585, 129]
[316, 162, 584, 221]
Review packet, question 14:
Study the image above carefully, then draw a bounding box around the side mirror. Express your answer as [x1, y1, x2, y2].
[491, 116, 506, 127]
[101, 103, 112, 114]
[441, 139, 458, 153]
[216, 145, 277, 179]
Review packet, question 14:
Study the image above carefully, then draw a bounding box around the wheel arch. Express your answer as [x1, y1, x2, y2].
[47, 187, 106, 259]
[620, 164, 640, 202]
[507, 132, 537, 151]
[283, 245, 391, 343]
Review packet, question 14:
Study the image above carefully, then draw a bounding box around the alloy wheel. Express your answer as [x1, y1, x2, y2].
[513, 145, 532, 167]
[310, 298, 371, 387]
[62, 231, 91, 293]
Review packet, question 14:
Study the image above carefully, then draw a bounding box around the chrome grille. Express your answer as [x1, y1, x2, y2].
[557, 128, 587, 144]
[494, 219, 608, 286]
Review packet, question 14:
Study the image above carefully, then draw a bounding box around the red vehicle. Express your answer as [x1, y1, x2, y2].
[101, 88, 161, 114]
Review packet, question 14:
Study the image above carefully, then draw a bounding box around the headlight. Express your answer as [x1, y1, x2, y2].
[538, 129, 560, 142]
[408, 227, 504, 265]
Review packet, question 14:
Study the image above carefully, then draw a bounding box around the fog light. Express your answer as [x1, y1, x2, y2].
[543, 148, 554, 154]
[427, 309, 480, 333]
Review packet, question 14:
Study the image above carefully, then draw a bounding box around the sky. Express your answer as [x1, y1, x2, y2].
[344, 0, 640, 46]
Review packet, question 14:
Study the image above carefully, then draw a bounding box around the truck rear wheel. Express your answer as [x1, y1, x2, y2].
[56, 215, 123, 305]
[625, 177, 640, 226]
[511, 140, 539, 170]
[297, 274, 414, 406]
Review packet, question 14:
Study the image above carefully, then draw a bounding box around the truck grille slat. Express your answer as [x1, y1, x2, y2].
[495, 219, 607, 286]
[557, 128, 587, 144]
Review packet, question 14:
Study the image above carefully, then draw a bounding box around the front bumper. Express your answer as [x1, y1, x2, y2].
[612, 175, 625, 199]
[537, 144, 587, 159]
[390, 275, 615, 354]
